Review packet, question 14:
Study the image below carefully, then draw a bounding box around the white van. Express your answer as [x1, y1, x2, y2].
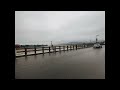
[93, 43, 102, 48]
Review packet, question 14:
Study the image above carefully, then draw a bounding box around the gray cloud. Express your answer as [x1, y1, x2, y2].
[15, 11, 105, 45]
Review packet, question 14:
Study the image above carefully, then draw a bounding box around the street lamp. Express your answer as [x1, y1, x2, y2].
[96, 35, 99, 43]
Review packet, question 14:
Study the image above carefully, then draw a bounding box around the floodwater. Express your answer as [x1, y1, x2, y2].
[15, 45, 105, 79]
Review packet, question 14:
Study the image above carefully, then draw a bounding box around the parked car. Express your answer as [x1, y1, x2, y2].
[93, 43, 102, 48]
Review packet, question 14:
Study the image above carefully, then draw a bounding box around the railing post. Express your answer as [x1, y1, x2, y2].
[59, 46, 61, 51]
[70, 45, 71, 50]
[73, 45, 74, 50]
[25, 48, 27, 56]
[42, 47, 44, 54]
[49, 47, 50, 53]
[67, 46, 68, 51]
[55, 46, 56, 53]
[76, 45, 77, 50]
[34, 45, 36, 55]
[63, 46, 65, 51]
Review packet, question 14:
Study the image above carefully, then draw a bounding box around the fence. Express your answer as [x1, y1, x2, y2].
[15, 44, 93, 57]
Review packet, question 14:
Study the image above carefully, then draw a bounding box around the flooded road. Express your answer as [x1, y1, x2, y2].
[15, 45, 105, 79]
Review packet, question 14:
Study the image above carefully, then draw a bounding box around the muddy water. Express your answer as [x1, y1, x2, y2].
[15, 45, 105, 79]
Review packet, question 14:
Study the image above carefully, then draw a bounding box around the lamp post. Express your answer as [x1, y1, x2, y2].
[51, 41, 52, 46]
[96, 35, 99, 43]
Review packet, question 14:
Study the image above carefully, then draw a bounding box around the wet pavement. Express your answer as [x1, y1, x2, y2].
[15, 45, 105, 79]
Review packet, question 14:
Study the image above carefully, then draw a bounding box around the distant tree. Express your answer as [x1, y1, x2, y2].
[15, 44, 20, 48]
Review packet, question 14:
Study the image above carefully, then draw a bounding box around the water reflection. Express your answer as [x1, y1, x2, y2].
[34, 55, 37, 59]
[49, 52, 51, 56]
[42, 54, 45, 58]
[25, 56, 28, 61]
[59, 51, 61, 55]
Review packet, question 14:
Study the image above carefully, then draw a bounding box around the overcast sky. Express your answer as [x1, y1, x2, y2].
[15, 11, 105, 45]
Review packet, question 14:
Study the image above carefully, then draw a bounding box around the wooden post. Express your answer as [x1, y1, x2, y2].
[34, 45, 36, 55]
[70, 45, 71, 50]
[67, 46, 68, 51]
[63, 46, 65, 51]
[76, 45, 77, 50]
[42, 47, 44, 54]
[49, 47, 50, 53]
[25, 48, 27, 56]
[55, 46, 56, 52]
[59, 46, 61, 51]
[73, 45, 74, 50]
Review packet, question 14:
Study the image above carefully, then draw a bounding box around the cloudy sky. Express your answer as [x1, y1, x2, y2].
[15, 11, 105, 45]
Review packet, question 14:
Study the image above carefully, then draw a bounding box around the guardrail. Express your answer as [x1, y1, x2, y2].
[15, 44, 93, 57]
